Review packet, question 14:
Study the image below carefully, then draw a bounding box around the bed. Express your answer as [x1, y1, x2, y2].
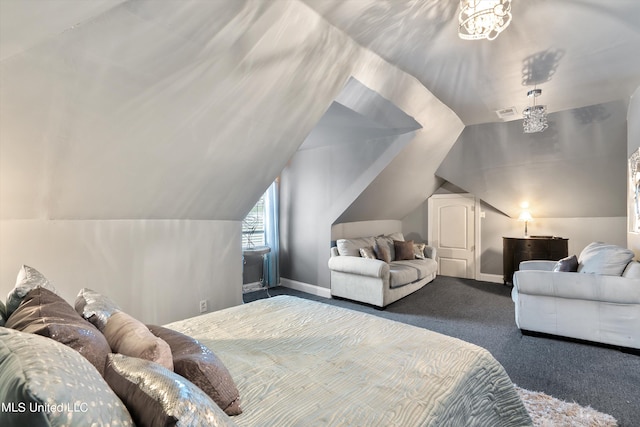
[166, 295, 532, 426]
[0, 265, 532, 426]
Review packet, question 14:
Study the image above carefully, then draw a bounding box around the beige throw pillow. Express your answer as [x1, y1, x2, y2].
[102, 311, 173, 371]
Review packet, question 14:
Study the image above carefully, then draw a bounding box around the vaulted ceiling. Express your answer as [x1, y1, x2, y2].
[301, 0, 640, 126]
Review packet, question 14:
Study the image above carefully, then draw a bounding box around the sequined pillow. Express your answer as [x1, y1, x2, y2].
[103, 311, 173, 371]
[6, 265, 58, 318]
[0, 327, 133, 426]
[75, 287, 122, 331]
[413, 243, 426, 259]
[105, 353, 237, 427]
[359, 246, 377, 260]
[5, 287, 112, 376]
[148, 325, 242, 416]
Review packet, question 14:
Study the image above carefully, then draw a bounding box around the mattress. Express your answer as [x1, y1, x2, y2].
[166, 296, 532, 426]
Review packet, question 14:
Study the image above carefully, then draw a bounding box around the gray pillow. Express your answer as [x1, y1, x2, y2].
[0, 327, 133, 426]
[5, 265, 58, 318]
[578, 242, 634, 276]
[105, 353, 235, 427]
[553, 255, 578, 272]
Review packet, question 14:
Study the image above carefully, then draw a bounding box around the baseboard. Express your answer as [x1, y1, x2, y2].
[477, 273, 504, 284]
[280, 278, 332, 299]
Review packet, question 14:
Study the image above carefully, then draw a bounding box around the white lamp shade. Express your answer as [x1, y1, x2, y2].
[518, 211, 533, 222]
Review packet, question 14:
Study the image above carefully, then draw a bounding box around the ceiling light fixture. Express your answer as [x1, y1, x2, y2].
[458, 0, 512, 41]
[523, 88, 548, 133]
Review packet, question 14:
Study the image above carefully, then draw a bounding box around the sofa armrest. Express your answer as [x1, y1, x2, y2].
[518, 260, 556, 271]
[423, 245, 437, 260]
[328, 256, 389, 279]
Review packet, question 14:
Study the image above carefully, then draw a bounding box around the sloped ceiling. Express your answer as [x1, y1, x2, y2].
[436, 100, 628, 219]
[0, 0, 361, 221]
[301, 0, 640, 126]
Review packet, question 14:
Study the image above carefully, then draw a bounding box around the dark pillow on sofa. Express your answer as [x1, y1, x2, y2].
[394, 240, 415, 261]
[553, 255, 579, 272]
[374, 242, 391, 263]
[5, 287, 112, 376]
[105, 353, 232, 427]
[0, 327, 133, 426]
[147, 325, 242, 416]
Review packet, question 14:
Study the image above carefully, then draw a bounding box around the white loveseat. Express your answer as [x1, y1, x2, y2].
[512, 242, 640, 350]
[328, 232, 437, 308]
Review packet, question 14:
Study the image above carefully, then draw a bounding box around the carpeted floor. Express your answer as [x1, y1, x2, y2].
[245, 276, 640, 426]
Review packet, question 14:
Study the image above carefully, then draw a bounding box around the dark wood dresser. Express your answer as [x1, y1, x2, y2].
[503, 237, 568, 284]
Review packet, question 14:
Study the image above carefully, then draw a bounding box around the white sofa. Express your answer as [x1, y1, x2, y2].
[328, 232, 437, 307]
[512, 242, 640, 350]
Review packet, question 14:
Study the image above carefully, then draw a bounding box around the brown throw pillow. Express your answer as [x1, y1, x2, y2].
[147, 325, 242, 416]
[394, 240, 415, 261]
[5, 287, 112, 376]
[102, 311, 173, 371]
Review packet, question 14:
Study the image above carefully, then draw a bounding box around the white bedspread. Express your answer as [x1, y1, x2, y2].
[166, 296, 532, 426]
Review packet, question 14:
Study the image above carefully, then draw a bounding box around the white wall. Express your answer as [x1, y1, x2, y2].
[3, 1, 440, 319]
[0, 220, 241, 324]
[332, 220, 402, 240]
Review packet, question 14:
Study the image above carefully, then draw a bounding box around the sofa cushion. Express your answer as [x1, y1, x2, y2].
[389, 264, 419, 288]
[394, 259, 437, 280]
[553, 255, 578, 272]
[578, 242, 634, 276]
[394, 240, 415, 261]
[413, 243, 426, 259]
[336, 237, 376, 257]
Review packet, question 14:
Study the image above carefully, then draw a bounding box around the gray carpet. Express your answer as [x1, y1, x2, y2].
[245, 276, 640, 426]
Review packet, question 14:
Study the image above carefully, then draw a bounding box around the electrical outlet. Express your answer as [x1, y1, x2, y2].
[199, 299, 208, 313]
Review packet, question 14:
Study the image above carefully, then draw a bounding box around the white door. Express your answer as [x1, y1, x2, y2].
[428, 194, 476, 279]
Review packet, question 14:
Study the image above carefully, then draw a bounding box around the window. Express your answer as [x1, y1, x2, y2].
[242, 193, 265, 248]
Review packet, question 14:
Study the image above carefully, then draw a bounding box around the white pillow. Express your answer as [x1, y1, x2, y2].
[577, 242, 634, 276]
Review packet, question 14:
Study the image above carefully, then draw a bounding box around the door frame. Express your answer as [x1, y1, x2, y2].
[427, 193, 481, 280]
